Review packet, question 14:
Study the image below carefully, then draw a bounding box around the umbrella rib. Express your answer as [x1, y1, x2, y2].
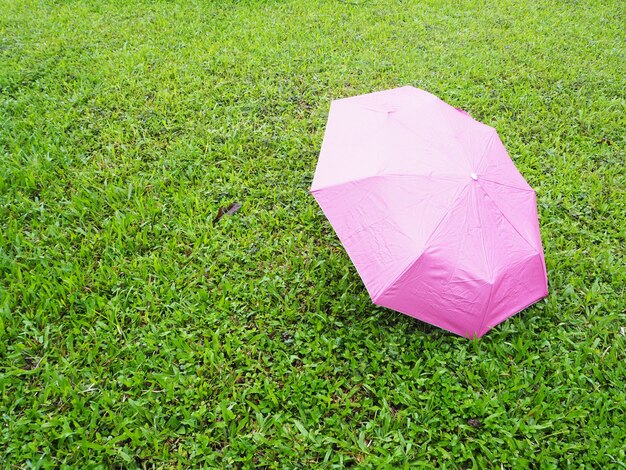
[478, 183, 540, 254]
[476, 176, 534, 192]
[438, 104, 474, 170]
[475, 130, 497, 173]
[372, 183, 472, 303]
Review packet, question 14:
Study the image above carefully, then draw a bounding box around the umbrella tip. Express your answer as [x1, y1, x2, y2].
[470, 172, 478, 181]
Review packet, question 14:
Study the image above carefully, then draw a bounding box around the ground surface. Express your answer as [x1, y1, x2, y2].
[1, 0, 625, 467]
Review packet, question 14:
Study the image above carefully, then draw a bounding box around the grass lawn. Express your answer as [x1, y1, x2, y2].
[1, 0, 625, 467]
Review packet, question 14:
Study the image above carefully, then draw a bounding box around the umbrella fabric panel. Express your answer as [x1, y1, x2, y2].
[485, 252, 548, 333]
[375, 180, 542, 338]
[476, 133, 534, 191]
[311, 100, 392, 190]
[311, 86, 496, 191]
[312, 175, 466, 300]
[479, 179, 546, 260]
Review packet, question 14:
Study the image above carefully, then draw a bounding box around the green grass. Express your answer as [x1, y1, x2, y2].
[1, 0, 625, 467]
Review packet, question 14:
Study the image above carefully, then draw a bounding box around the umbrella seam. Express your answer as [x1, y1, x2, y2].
[474, 185, 496, 337]
[477, 252, 548, 336]
[372, 182, 472, 303]
[389, 113, 472, 173]
[477, 282, 495, 339]
[439, 198, 470, 289]
[310, 173, 465, 194]
[472, 183, 496, 284]
[475, 130, 497, 173]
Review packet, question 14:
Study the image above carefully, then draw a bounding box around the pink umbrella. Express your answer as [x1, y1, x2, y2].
[311, 86, 548, 338]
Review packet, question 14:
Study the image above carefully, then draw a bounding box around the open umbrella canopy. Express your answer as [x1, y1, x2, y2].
[311, 86, 548, 338]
